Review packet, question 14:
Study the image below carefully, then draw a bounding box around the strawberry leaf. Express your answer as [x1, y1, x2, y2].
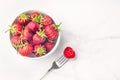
[12, 39, 24, 50]
[9, 25, 16, 34]
[38, 14, 43, 23]
[20, 13, 28, 20]
[36, 29, 47, 38]
[36, 46, 46, 55]
[32, 14, 43, 23]
[55, 22, 62, 28]
[12, 44, 19, 50]
[32, 17, 39, 23]
[52, 23, 61, 32]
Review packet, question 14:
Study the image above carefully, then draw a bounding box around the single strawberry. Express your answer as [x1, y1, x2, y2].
[42, 15, 53, 26]
[16, 13, 29, 25]
[22, 29, 33, 42]
[45, 41, 55, 52]
[11, 36, 21, 45]
[33, 29, 46, 45]
[11, 36, 20, 49]
[33, 45, 46, 56]
[18, 43, 33, 56]
[44, 23, 61, 40]
[30, 11, 40, 19]
[64, 47, 75, 59]
[26, 21, 39, 32]
[7, 23, 22, 36]
[48, 31, 58, 40]
[44, 25, 53, 35]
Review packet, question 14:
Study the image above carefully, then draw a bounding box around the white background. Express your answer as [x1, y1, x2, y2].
[0, 0, 120, 80]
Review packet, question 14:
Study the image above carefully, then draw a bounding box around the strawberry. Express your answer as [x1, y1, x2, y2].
[45, 41, 54, 52]
[33, 45, 46, 56]
[48, 31, 58, 40]
[18, 43, 33, 56]
[22, 29, 33, 42]
[26, 21, 39, 32]
[8, 23, 22, 36]
[16, 13, 29, 25]
[11, 36, 21, 45]
[30, 12, 40, 19]
[64, 47, 75, 59]
[33, 29, 46, 45]
[30, 12, 43, 23]
[11, 36, 22, 49]
[42, 15, 52, 26]
[44, 24, 61, 40]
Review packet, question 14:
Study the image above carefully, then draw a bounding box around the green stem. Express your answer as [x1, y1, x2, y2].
[5, 29, 10, 33]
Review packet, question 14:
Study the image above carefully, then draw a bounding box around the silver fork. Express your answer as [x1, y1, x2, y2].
[40, 55, 69, 80]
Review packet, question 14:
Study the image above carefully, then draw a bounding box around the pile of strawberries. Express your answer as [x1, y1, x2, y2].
[9, 11, 60, 57]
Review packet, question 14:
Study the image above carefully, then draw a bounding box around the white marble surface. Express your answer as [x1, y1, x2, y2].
[0, 0, 120, 80]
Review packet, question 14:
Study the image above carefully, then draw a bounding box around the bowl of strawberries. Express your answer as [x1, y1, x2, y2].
[8, 10, 61, 58]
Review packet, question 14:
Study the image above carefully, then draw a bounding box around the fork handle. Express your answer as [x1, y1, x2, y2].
[40, 67, 53, 80]
[48, 67, 53, 72]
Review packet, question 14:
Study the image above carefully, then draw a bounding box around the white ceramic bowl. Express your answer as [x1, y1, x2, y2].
[10, 10, 61, 59]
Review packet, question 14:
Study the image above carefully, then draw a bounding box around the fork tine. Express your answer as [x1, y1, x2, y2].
[59, 56, 66, 64]
[57, 55, 69, 67]
[60, 58, 68, 66]
[60, 57, 68, 64]
[58, 56, 65, 64]
[56, 55, 64, 62]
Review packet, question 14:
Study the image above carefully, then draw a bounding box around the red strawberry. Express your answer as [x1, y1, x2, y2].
[22, 29, 33, 42]
[30, 12, 40, 19]
[44, 25, 54, 35]
[33, 45, 46, 56]
[11, 36, 21, 45]
[8, 23, 22, 36]
[30, 12, 43, 23]
[18, 43, 33, 56]
[17, 13, 29, 25]
[44, 24, 60, 40]
[26, 21, 39, 32]
[33, 30, 46, 45]
[45, 41, 55, 52]
[64, 47, 75, 59]
[42, 15, 52, 26]
[48, 31, 58, 40]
